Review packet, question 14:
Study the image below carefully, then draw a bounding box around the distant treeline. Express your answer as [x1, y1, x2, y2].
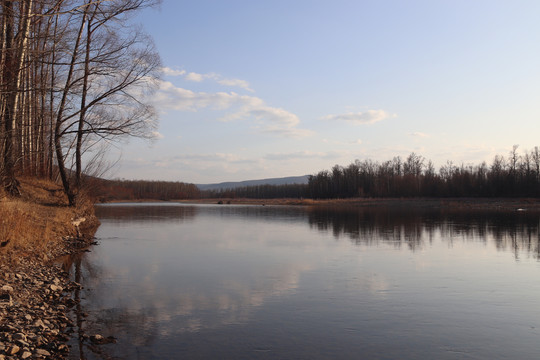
[204, 146, 540, 200]
[94, 146, 540, 201]
[93, 179, 200, 202]
[309, 147, 540, 199]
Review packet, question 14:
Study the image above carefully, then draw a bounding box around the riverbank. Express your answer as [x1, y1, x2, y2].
[0, 178, 99, 359]
[178, 197, 540, 211]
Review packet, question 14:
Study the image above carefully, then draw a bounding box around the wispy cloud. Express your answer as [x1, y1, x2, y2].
[154, 80, 311, 138]
[154, 81, 256, 111]
[321, 110, 395, 124]
[185, 72, 204, 82]
[161, 67, 186, 77]
[162, 68, 254, 92]
[151, 131, 164, 139]
[222, 105, 314, 138]
[409, 132, 429, 138]
[322, 138, 362, 145]
[264, 150, 350, 161]
[217, 78, 252, 91]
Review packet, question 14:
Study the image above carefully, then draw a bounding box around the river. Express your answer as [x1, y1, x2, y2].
[68, 203, 540, 359]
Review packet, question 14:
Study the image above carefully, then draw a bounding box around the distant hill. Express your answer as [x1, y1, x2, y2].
[197, 175, 310, 191]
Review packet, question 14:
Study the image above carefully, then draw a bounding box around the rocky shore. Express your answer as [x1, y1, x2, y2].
[0, 219, 100, 359]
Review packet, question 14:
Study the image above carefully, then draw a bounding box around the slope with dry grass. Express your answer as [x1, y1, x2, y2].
[0, 177, 98, 263]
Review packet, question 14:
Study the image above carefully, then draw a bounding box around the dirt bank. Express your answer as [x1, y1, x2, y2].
[0, 178, 100, 359]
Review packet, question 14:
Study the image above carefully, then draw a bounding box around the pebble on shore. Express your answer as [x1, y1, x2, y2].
[0, 222, 99, 359]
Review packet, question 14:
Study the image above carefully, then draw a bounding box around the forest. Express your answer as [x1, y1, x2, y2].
[207, 146, 540, 200]
[306, 147, 540, 199]
[92, 178, 200, 202]
[0, 0, 160, 205]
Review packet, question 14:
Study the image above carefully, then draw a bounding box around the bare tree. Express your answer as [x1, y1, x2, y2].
[0, 0, 160, 204]
[1, 0, 34, 195]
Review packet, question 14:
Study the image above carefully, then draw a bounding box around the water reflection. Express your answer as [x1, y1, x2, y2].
[69, 204, 540, 359]
[307, 206, 540, 258]
[95, 203, 198, 223]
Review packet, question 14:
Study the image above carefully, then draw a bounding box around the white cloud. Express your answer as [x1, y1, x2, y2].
[322, 110, 395, 124]
[217, 78, 253, 92]
[221, 105, 313, 138]
[154, 81, 258, 111]
[154, 80, 311, 138]
[179, 70, 254, 92]
[161, 67, 186, 77]
[151, 131, 164, 139]
[185, 72, 204, 82]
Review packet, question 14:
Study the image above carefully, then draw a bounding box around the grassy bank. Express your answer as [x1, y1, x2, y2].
[0, 177, 98, 263]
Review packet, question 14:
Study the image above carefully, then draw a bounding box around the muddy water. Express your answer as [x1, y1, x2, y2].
[68, 203, 540, 359]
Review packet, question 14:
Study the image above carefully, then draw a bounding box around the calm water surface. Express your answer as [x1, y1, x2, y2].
[68, 203, 540, 359]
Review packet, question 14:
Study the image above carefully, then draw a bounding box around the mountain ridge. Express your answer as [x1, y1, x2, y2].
[196, 175, 309, 191]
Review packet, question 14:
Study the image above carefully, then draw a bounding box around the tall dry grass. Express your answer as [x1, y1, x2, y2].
[0, 177, 87, 262]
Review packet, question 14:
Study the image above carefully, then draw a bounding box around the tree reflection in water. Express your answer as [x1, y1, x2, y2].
[306, 206, 540, 258]
[62, 204, 540, 359]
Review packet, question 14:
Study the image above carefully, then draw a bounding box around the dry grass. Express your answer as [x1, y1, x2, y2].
[0, 177, 94, 263]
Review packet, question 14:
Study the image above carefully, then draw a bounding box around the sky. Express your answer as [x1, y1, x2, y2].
[107, 0, 540, 184]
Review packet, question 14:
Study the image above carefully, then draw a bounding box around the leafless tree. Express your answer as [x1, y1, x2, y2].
[0, 0, 161, 204]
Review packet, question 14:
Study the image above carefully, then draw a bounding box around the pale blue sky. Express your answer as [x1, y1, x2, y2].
[110, 0, 540, 183]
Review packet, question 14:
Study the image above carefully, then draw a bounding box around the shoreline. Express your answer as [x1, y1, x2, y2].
[4, 192, 540, 358]
[0, 178, 101, 359]
[0, 219, 99, 359]
[105, 197, 540, 212]
[0, 216, 100, 360]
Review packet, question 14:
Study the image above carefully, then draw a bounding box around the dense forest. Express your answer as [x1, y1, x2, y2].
[307, 147, 540, 199]
[0, 0, 160, 205]
[92, 178, 200, 202]
[206, 146, 540, 200]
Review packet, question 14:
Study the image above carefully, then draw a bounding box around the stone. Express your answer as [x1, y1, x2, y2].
[16, 339, 30, 348]
[90, 334, 116, 344]
[35, 348, 51, 357]
[8, 344, 20, 355]
[0, 292, 12, 307]
[13, 333, 27, 342]
[21, 351, 32, 359]
[90, 334, 104, 343]
[33, 319, 47, 329]
[49, 284, 63, 292]
[1, 285, 13, 292]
